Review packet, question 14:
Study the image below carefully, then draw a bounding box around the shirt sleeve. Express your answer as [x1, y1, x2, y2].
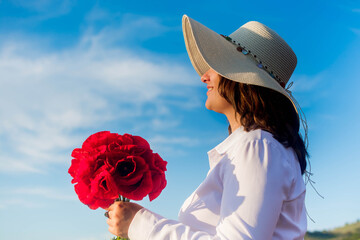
[128, 208, 214, 240]
[128, 138, 293, 240]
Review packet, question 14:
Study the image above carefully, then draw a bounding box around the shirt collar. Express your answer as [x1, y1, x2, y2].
[207, 126, 245, 170]
[214, 126, 245, 154]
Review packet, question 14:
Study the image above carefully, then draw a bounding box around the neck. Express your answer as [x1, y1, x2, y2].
[224, 109, 241, 133]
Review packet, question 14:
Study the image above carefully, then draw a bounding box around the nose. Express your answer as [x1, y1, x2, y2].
[201, 73, 209, 83]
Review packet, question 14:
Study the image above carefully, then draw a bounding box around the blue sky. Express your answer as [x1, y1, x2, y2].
[0, 0, 359, 239]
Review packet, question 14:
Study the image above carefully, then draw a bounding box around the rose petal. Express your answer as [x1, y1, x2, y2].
[68, 158, 80, 179]
[120, 134, 135, 145]
[149, 153, 167, 172]
[120, 171, 153, 201]
[111, 156, 149, 185]
[149, 171, 167, 201]
[130, 135, 151, 149]
[82, 131, 111, 149]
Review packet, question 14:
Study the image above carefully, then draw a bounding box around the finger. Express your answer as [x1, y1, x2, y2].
[108, 200, 123, 211]
[106, 217, 113, 226]
[108, 210, 115, 219]
[108, 203, 115, 211]
[108, 225, 122, 237]
[108, 226, 116, 236]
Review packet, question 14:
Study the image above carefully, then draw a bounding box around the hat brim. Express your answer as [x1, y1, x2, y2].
[182, 15, 295, 108]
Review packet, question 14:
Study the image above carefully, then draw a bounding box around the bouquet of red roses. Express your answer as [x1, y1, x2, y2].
[68, 131, 167, 210]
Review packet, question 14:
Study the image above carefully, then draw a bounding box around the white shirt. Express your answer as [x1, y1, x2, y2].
[128, 127, 307, 240]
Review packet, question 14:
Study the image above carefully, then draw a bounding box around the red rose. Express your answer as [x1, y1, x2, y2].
[148, 153, 167, 201]
[68, 131, 167, 210]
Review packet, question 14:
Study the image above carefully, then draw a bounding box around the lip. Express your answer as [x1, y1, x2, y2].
[206, 86, 214, 95]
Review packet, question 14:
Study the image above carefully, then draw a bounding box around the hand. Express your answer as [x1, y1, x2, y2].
[106, 201, 143, 238]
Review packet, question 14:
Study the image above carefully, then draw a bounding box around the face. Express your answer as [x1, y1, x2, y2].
[201, 68, 233, 114]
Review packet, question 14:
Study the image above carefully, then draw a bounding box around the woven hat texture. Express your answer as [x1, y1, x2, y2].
[182, 14, 298, 106]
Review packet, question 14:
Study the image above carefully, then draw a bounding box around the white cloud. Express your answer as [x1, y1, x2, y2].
[0, 157, 43, 174]
[290, 72, 326, 93]
[0, 16, 199, 174]
[150, 135, 200, 147]
[11, 187, 76, 201]
[0, 186, 75, 210]
[350, 28, 360, 36]
[151, 118, 181, 130]
[81, 10, 173, 47]
[0, 198, 44, 209]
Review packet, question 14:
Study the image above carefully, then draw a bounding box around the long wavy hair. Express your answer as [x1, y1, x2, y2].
[218, 77, 308, 175]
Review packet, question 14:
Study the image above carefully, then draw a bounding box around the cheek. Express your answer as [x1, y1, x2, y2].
[206, 89, 232, 112]
[217, 98, 232, 111]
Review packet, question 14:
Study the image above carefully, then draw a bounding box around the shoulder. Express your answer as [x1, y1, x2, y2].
[240, 128, 280, 146]
[214, 127, 297, 175]
[215, 128, 304, 200]
[225, 129, 294, 178]
[222, 128, 285, 160]
[227, 129, 297, 196]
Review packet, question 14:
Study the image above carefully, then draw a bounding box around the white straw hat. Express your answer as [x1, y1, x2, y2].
[182, 14, 298, 109]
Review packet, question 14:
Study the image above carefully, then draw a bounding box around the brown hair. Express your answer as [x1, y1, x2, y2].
[218, 77, 308, 175]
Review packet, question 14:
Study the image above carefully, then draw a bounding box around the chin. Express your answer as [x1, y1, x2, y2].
[205, 102, 212, 110]
[205, 103, 218, 113]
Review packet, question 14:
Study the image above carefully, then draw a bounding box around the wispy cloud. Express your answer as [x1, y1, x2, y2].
[150, 135, 200, 147]
[0, 15, 199, 174]
[146, 135, 203, 158]
[0, 157, 44, 174]
[11, 187, 76, 201]
[0, 186, 75, 210]
[350, 28, 360, 36]
[291, 72, 326, 93]
[0, 198, 44, 209]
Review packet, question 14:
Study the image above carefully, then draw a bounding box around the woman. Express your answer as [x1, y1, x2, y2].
[106, 15, 308, 239]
